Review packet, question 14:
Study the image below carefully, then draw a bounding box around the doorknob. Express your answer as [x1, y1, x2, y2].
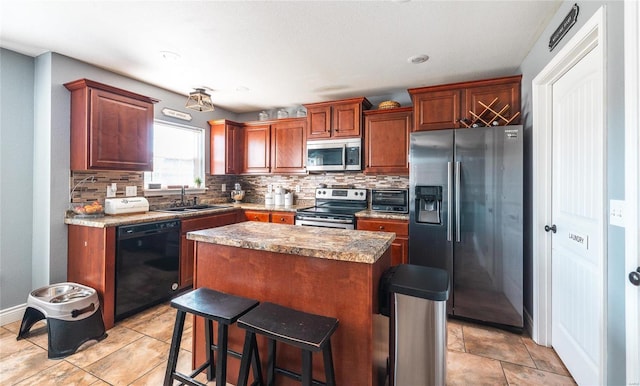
[544, 224, 557, 233]
[629, 267, 640, 286]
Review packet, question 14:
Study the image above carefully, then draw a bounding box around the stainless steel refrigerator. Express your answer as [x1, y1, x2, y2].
[409, 125, 523, 328]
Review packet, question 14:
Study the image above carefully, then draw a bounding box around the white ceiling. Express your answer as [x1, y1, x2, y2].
[0, 0, 561, 113]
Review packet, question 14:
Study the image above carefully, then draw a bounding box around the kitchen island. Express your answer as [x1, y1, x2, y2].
[187, 221, 394, 386]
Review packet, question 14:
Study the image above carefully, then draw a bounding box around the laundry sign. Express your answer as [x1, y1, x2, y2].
[568, 231, 588, 250]
[549, 3, 579, 51]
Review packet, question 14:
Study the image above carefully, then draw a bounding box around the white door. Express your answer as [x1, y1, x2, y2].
[550, 44, 605, 385]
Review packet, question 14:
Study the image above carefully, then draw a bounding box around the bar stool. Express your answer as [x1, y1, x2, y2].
[163, 288, 263, 386]
[236, 302, 339, 386]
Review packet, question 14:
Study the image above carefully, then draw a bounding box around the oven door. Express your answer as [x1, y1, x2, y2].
[295, 215, 355, 230]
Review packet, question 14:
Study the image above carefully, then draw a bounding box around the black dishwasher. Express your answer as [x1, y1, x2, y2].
[115, 219, 181, 321]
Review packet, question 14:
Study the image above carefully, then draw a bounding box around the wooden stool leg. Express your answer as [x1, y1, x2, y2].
[237, 330, 256, 386]
[322, 340, 336, 386]
[301, 350, 312, 386]
[205, 318, 215, 381]
[267, 339, 277, 386]
[163, 310, 186, 386]
[216, 321, 229, 386]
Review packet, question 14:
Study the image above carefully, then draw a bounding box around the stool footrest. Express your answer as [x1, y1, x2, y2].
[172, 371, 207, 386]
[275, 366, 327, 386]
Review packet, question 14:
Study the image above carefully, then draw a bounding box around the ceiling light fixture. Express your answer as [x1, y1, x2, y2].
[185, 88, 215, 112]
[408, 54, 430, 64]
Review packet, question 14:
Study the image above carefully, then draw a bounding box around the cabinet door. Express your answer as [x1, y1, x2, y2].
[244, 210, 270, 222]
[463, 82, 521, 125]
[413, 89, 462, 131]
[364, 109, 411, 175]
[332, 101, 361, 138]
[306, 105, 332, 140]
[90, 89, 154, 170]
[270, 212, 295, 225]
[243, 124, 271, 174]
[180, 212, 239, 288]
[210, 120, 243, 175]
[271, 119, 307, 174]
[356, 218, 408, 266]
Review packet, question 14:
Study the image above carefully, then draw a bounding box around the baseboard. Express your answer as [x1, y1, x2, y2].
[0, 303, 26, 327]
[524, 308, 534, 338]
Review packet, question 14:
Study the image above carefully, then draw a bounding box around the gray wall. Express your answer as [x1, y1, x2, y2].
[0, 49, 35, 309]
[1, 49, 239, 310]
[518, 1, 626, 384]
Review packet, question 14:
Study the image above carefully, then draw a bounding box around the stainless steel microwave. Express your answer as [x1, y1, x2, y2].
[306, 138, 361, 172]
[371, 188, 409, 213]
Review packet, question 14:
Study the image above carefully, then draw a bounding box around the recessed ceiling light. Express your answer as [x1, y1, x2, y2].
[408, 54, 429, 64]
[159, 51, 181, 61]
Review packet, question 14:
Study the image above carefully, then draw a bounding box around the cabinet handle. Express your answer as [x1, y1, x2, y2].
[379, 226, 384, 230]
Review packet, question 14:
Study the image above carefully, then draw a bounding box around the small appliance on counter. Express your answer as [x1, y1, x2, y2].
[371, 189, 409, 213]
[105, 197, 149, 215]
[231, 183, 245, 203]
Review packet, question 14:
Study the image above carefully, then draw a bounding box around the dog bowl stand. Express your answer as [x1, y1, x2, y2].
[17, 282, 107, 359]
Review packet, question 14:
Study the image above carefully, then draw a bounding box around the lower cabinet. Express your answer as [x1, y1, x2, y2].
[357, 218, 408, 266]
[180, 211, 240, 288]
[244, 210, 295, 225]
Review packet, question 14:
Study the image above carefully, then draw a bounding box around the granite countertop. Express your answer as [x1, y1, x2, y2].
[355, 210, 409, 221]
[187, 221, 395, 264]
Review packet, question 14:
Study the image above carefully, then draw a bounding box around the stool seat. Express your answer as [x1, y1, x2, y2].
[237, 302, 338, 386]
[164, 288, 262, 386]
[238, 302, 338, 352]
[171, 287, 258, 324]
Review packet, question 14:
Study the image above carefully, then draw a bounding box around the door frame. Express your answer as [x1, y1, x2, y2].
[624, 0, 640, 384]
[531, 3, 606, 357]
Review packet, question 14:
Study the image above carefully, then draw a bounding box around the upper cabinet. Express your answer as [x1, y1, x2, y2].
[408, 75, 521, 132]
[363, 107, 412, 175]
[271, 118, 307, 174]
[242, 122, 271, 174]
[64, 79, 158, 171]
[209, 119, 244, 175]
[304, 97, 372, 140]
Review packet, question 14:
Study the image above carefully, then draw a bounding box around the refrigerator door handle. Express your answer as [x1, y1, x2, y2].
[455, 161, 461, 242]
[447, 161, 453, 241]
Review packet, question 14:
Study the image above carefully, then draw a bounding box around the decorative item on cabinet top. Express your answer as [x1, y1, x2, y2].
[377, 100, 401, 110]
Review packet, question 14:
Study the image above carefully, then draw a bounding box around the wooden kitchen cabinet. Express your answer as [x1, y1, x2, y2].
[304, 97, 372, 140]
[242, 122, 271, 174]
[363, 107, 412, 175]
[409, 75, 521, 131]
[209, 119, 244, 175]
[64, 79, 158, 171]
[244, 210, 295, 224]
[68, 225, 116, 329]
[180, 211, 240, 288]
[271, 118, 307, 174]
[357, 218, 408, 266]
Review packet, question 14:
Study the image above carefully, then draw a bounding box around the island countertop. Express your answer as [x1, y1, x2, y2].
[187, 221, 395, 264]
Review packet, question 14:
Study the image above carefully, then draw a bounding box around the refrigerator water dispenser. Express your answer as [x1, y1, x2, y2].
[415, 186, 442, 224]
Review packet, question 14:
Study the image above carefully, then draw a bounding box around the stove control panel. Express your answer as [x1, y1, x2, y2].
[315, 188, 367, 201]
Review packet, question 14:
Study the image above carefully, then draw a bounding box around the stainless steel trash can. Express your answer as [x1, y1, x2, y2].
[385, 264, 449, 386]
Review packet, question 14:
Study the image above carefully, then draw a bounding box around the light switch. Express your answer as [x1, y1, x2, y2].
[106, 184, 117, 198]
[125, 186, 137, 197]
[221, 184, 226, 192]
[609, 199, 626, 227]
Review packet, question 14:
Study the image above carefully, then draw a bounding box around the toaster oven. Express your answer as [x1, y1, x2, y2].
[371, 189, 409, 213]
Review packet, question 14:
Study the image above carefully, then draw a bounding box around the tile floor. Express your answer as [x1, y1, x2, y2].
[0, 303, 575, 385]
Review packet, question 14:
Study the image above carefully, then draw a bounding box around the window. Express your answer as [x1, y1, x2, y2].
[144, 120, 205, 189]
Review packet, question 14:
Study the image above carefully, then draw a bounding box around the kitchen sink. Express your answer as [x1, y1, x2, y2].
[155, 204, 231, 213]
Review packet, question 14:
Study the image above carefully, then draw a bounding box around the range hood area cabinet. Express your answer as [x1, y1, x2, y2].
[363, 107, 412, 175]
[304, 97, 372, 140]
[408, 75, 521, 132]
[65, 79, 158, 171]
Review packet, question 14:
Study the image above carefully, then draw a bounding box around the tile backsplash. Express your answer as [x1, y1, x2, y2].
[70, 171, 408, 209]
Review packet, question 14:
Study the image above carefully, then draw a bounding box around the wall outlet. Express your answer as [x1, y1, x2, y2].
[295, 185, 301, 193]
[125, 186, 137, 197]
[221, 184, 226, 192]
[267, 184, 273, 192]
[609, 199, 626, 227]
[106, 184, 117, 198]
